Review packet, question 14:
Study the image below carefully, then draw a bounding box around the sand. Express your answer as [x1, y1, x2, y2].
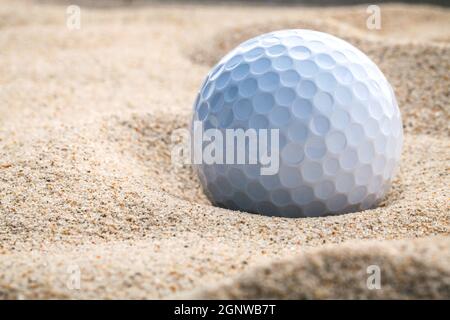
[0, 1, 449, 299]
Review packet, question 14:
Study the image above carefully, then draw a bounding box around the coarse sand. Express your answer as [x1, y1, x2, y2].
[0, 0, 449, 299]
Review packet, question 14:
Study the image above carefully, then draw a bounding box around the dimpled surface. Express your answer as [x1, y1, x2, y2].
[192, 29, 403, 217]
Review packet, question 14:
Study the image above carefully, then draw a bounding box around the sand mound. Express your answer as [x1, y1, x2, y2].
[0, 1, 449, 299]
[189, 236, 450, 299]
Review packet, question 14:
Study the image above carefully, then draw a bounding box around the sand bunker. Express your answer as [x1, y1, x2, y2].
[0, 1, 449, 299]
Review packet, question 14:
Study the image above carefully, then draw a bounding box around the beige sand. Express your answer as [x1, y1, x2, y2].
[0, 1, 449, 299]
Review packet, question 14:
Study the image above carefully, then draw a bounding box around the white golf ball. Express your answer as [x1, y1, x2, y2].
[192, 29, 403, 217]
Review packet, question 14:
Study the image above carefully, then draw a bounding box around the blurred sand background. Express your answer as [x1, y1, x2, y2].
[0, 0, 449, 299]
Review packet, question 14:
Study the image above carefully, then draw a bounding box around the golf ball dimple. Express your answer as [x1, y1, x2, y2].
[192, 29, 403, 217]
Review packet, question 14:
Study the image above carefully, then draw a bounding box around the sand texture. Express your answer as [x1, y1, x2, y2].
[0, 1, 449, 299]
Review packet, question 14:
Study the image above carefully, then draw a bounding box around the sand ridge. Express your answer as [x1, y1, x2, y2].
[189, 236, 450, 299]
[0, 1, 449, 299]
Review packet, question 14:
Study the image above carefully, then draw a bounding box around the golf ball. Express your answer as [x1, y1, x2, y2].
[192, 29, 403, 217]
